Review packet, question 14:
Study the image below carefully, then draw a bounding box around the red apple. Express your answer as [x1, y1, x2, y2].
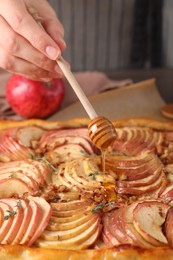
[5, 74, 65, 118]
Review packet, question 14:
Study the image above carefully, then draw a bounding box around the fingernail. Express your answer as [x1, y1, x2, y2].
[46, 46, 59, 60]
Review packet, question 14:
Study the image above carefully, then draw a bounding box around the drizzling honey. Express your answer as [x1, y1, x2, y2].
[88, 116, 116, 173]
[101, 149, 106, 173]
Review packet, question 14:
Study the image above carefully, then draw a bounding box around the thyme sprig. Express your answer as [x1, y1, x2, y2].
[111, 151, 128, 156]
[80, 150, 96, 157]
[28, 152, 57, 171]
[88, 170, 101, 180]
[91, 203, 105, 213]
[4, 200, 22, 220]
[91, 201, 116, 213]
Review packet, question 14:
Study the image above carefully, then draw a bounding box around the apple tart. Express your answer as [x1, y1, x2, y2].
[1, 118, 173, 259]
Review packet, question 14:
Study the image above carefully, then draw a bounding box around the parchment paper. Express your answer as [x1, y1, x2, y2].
[49, 79, 167, 121]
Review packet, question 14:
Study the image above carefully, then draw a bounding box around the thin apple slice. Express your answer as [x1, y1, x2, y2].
[52, 207, 86, 218]
[51, 199, 91, 212]
[20, 199, 42, 245]
[1, 135, 32, 160]
[47, 212, 95, 231]
[102, 212, 120, 246]
[91, 238, 107, 249]
[111, 127, 164, 156]
[164, 207, 173, 247]
[36, 217, 101, 249]
[0, 172, 38, 191]
[117, 171, 165, 195]
[102, 231, 114, 247]
[0, 160, 44, 186]
[53, 144, 90, 163]
[15, 126, 45, 147]
[41, 215, 99, 241]
[27, 197, 52, 246]
[104, 210, 133, 244]
[119, 201, 154, 248]
[0, 201, 14, 241]
[39, 128, 94, 153]
[133, 201, 169, 246]
[0, 199, 23, 244]
[50, 136, 94, 154]
[12, 200, 32, 244]
[50, 210, 88, 224]
[114, 156, 160, 181]
[54, 157, 115, 192]
[31, 160, 52, 185]
[0, 178, 33, 197]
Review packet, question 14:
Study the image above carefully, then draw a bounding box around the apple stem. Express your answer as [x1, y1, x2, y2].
[44, 82, 52, 88]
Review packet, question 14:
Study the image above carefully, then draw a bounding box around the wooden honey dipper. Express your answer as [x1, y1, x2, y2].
[28, 7, 116, 150]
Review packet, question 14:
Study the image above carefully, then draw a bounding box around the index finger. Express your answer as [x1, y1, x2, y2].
[0, 0, 60, 60]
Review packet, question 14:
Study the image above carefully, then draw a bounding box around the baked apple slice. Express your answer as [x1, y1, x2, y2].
[12, 200, 32, 244]
[0, 134, 33, 161]
[39, 128, 95, 152]
[20, 199, 42, 245]
[51, 199, 92, 212]
[0, 199, 23, 244]
[48, 211, 95, 231]
[36, 217, 101, 249]
[164, 207, 173, 248]
[111, 127, 164, 156]
[117, 171, 165, 195]
[27, 197, 52, 246]
[102, 210, 133, 245]
[13, 126, 45, 147]
[0, 172, 38, 191]
[0, 160, 50, 187]
[118, 202, 153, 248]
[52, 206, 87, 218]
[51, 144, 90, 164]
[102, 212, 122, 246]
[0, 201, 14, 241]
[133, 201, 169, 246]
[0, 178, 33, 197]
[41, 215, 99, 241]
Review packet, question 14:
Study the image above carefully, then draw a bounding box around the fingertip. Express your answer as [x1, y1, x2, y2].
[45, 46, 60, 60]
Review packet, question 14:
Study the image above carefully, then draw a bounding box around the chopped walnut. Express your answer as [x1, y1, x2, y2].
[31, 140, 39, 149]
[45, 151, 60, 165]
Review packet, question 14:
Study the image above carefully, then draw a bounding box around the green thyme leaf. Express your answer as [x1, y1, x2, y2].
[88, 171, 101, 180]
[4, 200, 22, 220]
[28, 152, 35, 159]
[41, 156, 57, 171]
[4, 210, 17, 220]
[80, 150, 90, 156]
[9, 174, 16, 178]
[91, 201, 116, 213]
[91, 203, 105, 213]
[80, 150, 97, 158]
[15, 200, 22, 209]
[29, 153, 57, 172]
[111, 151, 128, 156]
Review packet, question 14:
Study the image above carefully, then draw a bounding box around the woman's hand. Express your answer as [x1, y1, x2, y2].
[0, 0, 67, 80]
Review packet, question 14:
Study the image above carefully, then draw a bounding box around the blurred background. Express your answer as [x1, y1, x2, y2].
[49, 0, 173, 102]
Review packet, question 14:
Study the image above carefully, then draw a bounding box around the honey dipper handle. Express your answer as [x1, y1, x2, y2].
[28, 7, 98, 119]
[57, 57, 98, 119]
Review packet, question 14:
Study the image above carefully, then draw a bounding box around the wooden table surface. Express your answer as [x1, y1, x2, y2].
[106, 68, 173, 103]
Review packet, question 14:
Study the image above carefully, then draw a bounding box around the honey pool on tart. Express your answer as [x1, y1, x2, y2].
[0, 121, 173, 250]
